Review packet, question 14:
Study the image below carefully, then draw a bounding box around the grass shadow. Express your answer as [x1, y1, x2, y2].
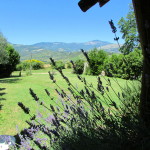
[0, 88, 6, 110]
[0, 88, 6, 90]
[0, 78, 22, 84]
[0, 92, 6, 96]
[11, 75, 21, 77]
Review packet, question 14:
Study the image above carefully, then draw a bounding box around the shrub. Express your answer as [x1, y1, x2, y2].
[0, 44, 20, 78]
[17, 59, 44, 71]
[104, 48, 143, 80]
[32, 61, 44, 70]
[27, 59, 44, 70]
[123, 48, 143, 79]
[72, 59, 84, 74]
[104, 54, 124, 78]
[21, 61, 30, 71]
[86, 48, 108, 75]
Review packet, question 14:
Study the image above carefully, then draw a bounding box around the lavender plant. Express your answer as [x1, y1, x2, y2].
[108, 20, 142, 80]
[109, 19, 121, 48]
[15, 50, 149, 150]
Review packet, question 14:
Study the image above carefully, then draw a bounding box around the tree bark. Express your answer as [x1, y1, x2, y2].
[132, 0, 150, 125]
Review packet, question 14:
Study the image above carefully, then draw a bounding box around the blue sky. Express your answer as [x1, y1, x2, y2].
[0, 0, 132, 45]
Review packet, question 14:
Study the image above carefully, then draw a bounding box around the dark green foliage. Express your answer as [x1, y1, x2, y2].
[104, 54, 123, 78]
[72, 59, 84, 74]
[118, 4, 140, 55]
[105, 48, 143, 80]
[0, 64, 14, 78]
[32, 61, 44, 70]
[0, 44, 20, 78]
[87, 48, 108, 75]
[6, 45, 20, 70]
[123, 48, 143, 79]
[107, 4, 142, 80]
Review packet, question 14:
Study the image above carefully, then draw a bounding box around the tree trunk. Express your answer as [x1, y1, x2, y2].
[132, 0, 150, 125]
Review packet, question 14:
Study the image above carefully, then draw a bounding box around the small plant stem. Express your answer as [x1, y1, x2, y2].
[114, 32, 121, 48]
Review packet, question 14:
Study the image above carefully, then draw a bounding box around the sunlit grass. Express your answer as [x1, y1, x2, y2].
[0, 68, 137, 135]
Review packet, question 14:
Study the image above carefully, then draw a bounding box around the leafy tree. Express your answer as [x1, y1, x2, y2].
[0, 34, 20, 78]
[73, 59, 84, 74]
[104, 54, 124, 78]
[118, 4, 140, 55]
[6, 45, 20, 70]
[87, 48, 108, 75]
[0, 33, 9, 64]
[105, 48, 143, 80]
[123, 48, 143, 79]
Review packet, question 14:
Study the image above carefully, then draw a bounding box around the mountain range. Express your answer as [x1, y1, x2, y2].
[13, 40, 120, 62]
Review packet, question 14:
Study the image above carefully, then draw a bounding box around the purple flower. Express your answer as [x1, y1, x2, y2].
[45, 115, 55, 123]
[37, 112, 43, 118]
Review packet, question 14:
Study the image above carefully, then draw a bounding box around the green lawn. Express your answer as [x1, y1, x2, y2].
[0, 68, 137, 135]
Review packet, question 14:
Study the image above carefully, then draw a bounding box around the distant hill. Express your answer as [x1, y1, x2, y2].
[98, 44, 121, 53]
[13, 40, 120, 62]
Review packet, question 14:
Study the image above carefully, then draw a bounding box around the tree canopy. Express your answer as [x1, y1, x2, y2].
[0, 33, 9, 64]
[0, 33, 20, 78]
[87, 48, 108, 75]
[118, 4, 140, 55]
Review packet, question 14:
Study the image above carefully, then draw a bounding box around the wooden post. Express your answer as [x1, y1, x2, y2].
[132, 0, 150, 125]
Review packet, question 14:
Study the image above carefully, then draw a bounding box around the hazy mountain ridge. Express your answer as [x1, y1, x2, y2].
[14, 40, 111, 52]
[13, 40, 120, 62]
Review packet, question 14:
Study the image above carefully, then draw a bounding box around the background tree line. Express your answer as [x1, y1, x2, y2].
[73, 48, 142, 80]
[72, 4, 142, 80]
